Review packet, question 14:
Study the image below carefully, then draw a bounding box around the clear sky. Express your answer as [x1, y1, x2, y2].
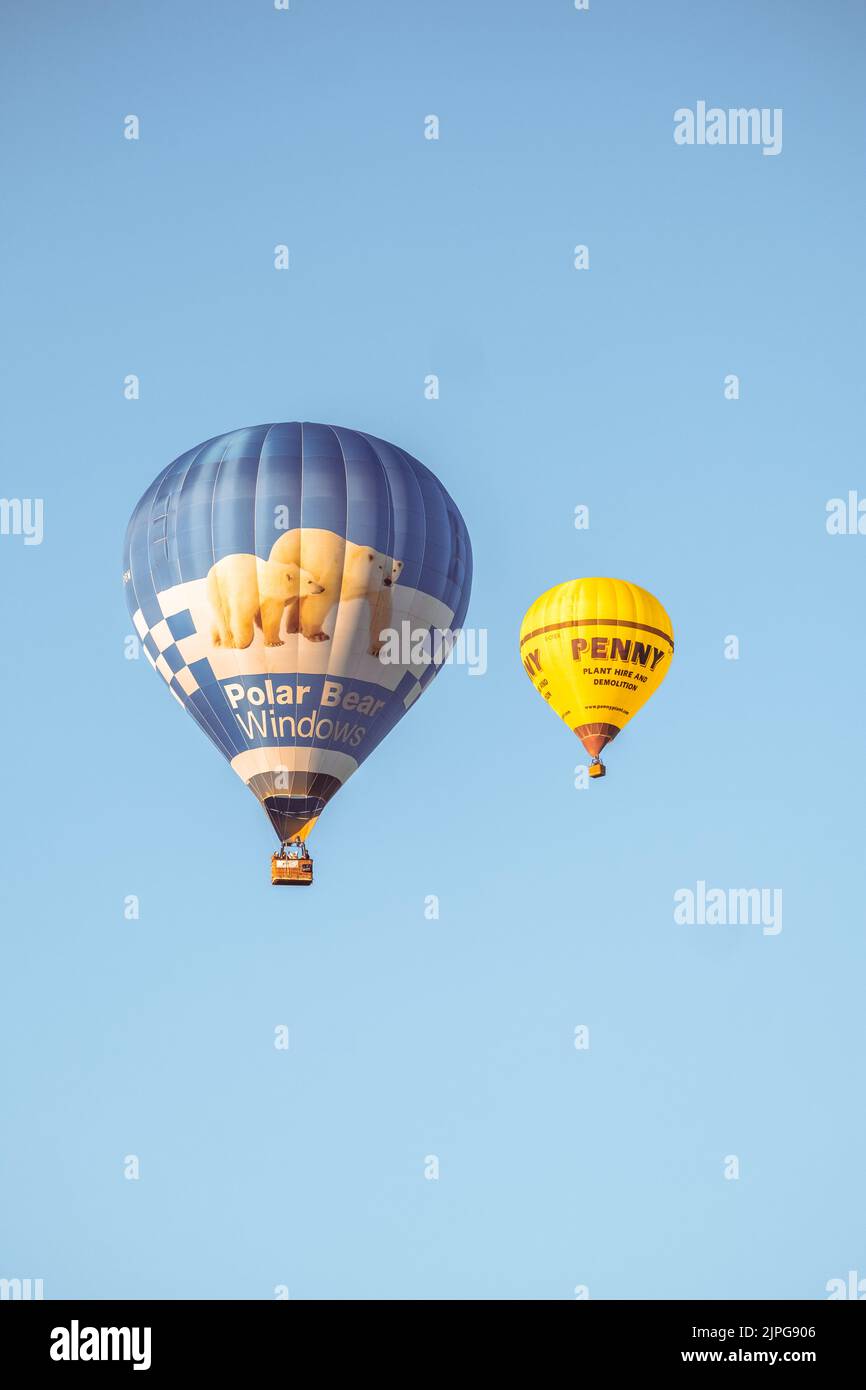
[1, 0, 864, 1300]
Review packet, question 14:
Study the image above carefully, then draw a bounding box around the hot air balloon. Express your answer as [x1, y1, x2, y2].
[123, 423, 472, 880]
[519, 577, 673, 778]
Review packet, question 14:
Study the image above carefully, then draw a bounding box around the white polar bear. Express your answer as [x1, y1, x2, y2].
[207, 553, 324, 649]
[268, 528, 403, 656]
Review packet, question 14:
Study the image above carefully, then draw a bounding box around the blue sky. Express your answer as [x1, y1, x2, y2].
[1, 0, 864, 1299]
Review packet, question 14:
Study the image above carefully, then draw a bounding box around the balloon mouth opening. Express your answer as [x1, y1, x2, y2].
[575, 722, 620, 758]
[248, 774, 344, 844]
[263, 798, 322, 843]
[265, 793, 327, 818]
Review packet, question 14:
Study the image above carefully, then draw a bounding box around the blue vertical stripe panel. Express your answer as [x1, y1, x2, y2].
[357, 433, 427, 593]
[256, 422, 303, 555]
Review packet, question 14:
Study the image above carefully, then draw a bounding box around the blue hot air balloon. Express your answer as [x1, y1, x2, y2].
[123, 423, 472, 878]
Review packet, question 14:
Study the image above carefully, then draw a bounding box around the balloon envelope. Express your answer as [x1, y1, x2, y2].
[124, 423, 472, 841]
[520, 577, 673, 763]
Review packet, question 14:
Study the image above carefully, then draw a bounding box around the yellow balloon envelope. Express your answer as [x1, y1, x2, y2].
[520, 578, 674, 777]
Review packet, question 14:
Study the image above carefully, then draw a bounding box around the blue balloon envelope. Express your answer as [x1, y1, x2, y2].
[123, 423, 472, 844]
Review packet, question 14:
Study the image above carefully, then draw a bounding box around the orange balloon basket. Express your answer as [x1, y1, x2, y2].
[271, 852, 314, 886]
[588, 759, 606, 779]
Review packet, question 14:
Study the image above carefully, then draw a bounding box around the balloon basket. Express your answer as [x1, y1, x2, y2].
[271, 852, 314, 886]
[588, 760, 606, 779]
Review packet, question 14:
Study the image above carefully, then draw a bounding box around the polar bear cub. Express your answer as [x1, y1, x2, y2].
[268, 528, 402, 656]
[207, 553, 324, 649]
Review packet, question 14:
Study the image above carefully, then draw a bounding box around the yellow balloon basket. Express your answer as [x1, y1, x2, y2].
[588, 760, 606, 779]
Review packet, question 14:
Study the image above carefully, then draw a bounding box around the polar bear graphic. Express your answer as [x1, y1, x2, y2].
[207, 553, 324, 649]
[268, 528, 403, 656]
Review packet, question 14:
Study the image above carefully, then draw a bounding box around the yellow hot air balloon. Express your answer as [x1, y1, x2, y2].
[519, 577, 674, 778]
